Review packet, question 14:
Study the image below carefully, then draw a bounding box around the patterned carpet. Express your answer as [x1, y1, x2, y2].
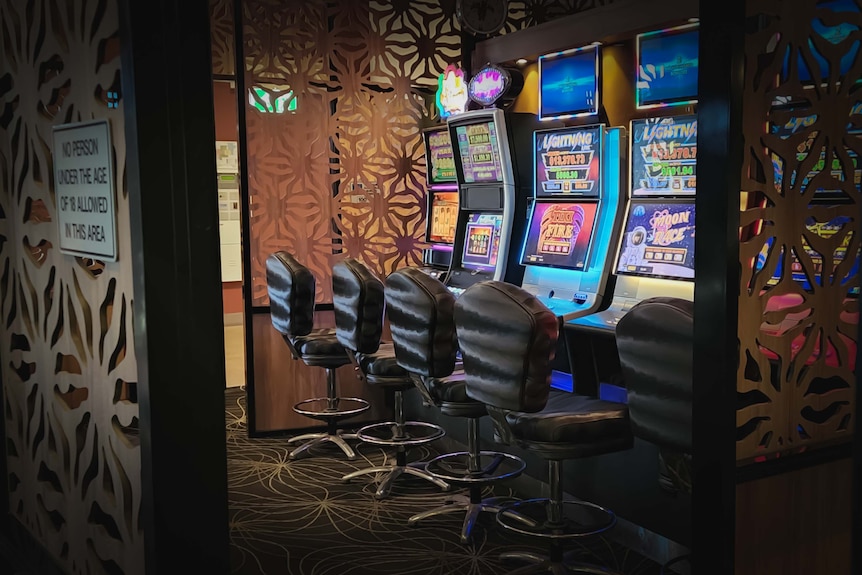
[226, 388, 662, 575]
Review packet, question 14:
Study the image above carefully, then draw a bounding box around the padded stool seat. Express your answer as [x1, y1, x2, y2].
[290, 328, 348, 364]
[494, 391, 631, 460]
[356, 343, 410, 380]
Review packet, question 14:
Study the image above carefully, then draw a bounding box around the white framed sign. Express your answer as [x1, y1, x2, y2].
[52, 119, 117, 261]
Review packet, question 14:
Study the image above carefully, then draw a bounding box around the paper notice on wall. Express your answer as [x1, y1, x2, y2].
[52, 119, 118, 261]
[216, 141, 238, 173]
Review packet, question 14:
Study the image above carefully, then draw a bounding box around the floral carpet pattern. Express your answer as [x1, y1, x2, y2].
[225, 388, 661, 575]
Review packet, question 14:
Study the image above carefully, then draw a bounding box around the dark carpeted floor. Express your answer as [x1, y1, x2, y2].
[226, 388, 662, 575]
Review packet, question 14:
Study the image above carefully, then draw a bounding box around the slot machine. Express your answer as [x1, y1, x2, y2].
[518, 123, 627, 322]
[419, 126, 459, 281]
[444, 109, 519, 297]
[570, 114, 697, 331]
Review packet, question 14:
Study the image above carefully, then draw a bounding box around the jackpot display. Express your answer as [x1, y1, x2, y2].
[462, 212, 503, 272]
[424, 128, 456, 185]
[454, 121, 504, 183]
[520, 201, 598, 271]
[535, 126, 602, 197]
[630, 115, 697, 196]
[636, 24, 699, 109]
[616, 201, 696, 280]
[539, 45, 599, 120]
[427, 192, 458, 244]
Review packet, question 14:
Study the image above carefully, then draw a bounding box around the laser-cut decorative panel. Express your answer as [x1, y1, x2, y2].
[0, 0, 143, 573]
[738, 0, 859, 461]
[211, 0, 235, 77]
[236, 0, 613, 305]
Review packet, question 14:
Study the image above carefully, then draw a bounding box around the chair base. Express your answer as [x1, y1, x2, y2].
[497, 499, 616, 539]
[288, 430, 362, 460]
[408, 491, 535, 544]
[500, 549, 622, 575]
[342, 454, 450, 499]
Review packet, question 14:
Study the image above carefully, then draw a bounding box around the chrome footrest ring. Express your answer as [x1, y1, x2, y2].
[425, 450, 526, 484]
[293, 397, 370, 420]
[356, 421, 445, 446]
[496, 498, 616, 539]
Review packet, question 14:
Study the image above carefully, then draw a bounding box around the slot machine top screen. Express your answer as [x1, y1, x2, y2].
[630, 115, 697, 197]
[423, 127, 457, 186]
[534, 125, 603, 198]
[636, 23, 699, 109]
[453, 120, 505, 184]
[616, 200, 696, 281]
[520, 201, 599, 271]
[461, 212, 504, 273]
[539, 44, 600, 120]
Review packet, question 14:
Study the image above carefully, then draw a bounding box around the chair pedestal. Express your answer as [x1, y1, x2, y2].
[497, 460, 620, 575]
[409, 417, 531, 544]
[288, 367, 370, 460]
[342, 389, 448, 498]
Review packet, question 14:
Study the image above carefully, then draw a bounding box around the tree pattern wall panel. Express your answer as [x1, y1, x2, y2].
[738, 0, 859, 462]
[238, 0, 614, 306]
[0, 1, 143, 573]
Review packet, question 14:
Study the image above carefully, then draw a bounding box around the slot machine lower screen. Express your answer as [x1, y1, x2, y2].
[428, 191, 458, 244]
[520, 201, 598, 271]
[461, 212, 503, 273]
[616, 200, 696, 281]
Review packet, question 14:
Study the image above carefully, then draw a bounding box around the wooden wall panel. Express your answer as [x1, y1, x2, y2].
[735, 458, 852, 575]
[251, 311, 387, 432]
[0, 0, 143, 573]
[737, 0, 859, 461]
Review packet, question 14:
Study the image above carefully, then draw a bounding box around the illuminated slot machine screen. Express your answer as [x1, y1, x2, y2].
[636, 23, 699, 110]
[423, 127, 457, 186]
[520, 201, 599, 271]
[780, 0, 861, 86]
[453, 120, 504, 184]
[630, 115, 697, 197]
[461, 212, 504, 273]
[426, 191, 458, 245]
[534, 125, 603, 197]
[616, 200, 696, 281]
[757, 214, 860, 295]
[539, 44, 600, 120]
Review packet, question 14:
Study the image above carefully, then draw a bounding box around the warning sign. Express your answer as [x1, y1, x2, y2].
[52, 120, 117, 261]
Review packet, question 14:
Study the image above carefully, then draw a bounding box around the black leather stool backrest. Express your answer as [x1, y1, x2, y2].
[615, 297, 693, 453]
[332, 258, 385, 354]
[454, 281, 559, 413]
[384, 268, 457, 378]
[266, 251, 315, 338]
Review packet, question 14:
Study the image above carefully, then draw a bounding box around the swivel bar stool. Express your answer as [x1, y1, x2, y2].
[385, 268, 530, 544]
[332, 258, 448, 499]
[616, 297, 693, 574]
[266, 251, 370, 460]
[454, 281, 633, 575]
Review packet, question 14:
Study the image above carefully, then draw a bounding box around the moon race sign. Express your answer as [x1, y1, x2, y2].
[52, 119, 117, 261]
